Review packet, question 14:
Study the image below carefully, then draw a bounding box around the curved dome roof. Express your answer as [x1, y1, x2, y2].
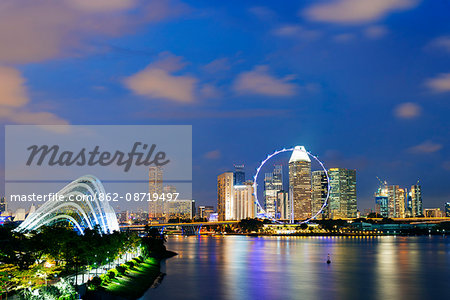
[15, 175, 119, 234]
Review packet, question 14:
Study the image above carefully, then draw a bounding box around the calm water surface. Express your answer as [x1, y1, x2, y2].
[141, 235, 449, 300]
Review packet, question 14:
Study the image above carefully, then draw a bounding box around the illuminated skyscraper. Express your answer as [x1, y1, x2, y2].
[164, 200, 195, 220]
[148, 166, 163, 219]
[234, 181, 256, 220]
[234, 164, 245, 185]
[217, 172, 234, 221]
[289, 146, 312, 220]
[328, 168, 357, 218]
[276, 190, 290, 220]
[445, 202, 450, 217]
[264, 165, 283, 218]
[375, 180, 389, 217]
[197, 205, 215, 219]
[312, 170, 328, 219]
[0, 197, 6, 214]
[163, 185, 177, 195]
[410, 184, 423, 217]
[388, 185, 405, 218]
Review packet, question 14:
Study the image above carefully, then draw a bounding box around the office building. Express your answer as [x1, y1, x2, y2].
[148, 166, 163, 219]
[289, 146, 312, 220]
[312, 170, 328, 219]
[388, 185, 405, 218]
[410, 184, 423, 217]
[234, 164, 245, 185]
[217, 172, 234, 221]
[424, 208, 444, 218]
[328, 168, 357, 218]
[0, 197, 6, 214]
[264, 165, 283, 218]
[197, 205, 215, 219]
[445, 202, 450, 217]
[375, 180, 389, 217]
[277, 190, 290, 220]
[165, 200, 195, 220]
[234, 181, 256, 220]
[163, 185, 177, 195]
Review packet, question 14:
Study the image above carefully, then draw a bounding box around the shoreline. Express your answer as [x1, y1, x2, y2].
[85, 250, 177, 300]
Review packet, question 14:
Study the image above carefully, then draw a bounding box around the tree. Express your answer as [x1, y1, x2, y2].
[238, 218, 264, 233]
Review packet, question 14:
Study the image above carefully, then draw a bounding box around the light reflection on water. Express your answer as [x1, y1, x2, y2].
[141, 236, 449, 300]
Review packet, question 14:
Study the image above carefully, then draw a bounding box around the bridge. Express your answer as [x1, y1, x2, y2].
[119, 217, 450, 236]
[120, 221, 239, 235]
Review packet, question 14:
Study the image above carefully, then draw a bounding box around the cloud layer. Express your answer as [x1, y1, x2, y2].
[394, 102, 421, 119]
[0, 0, 186, 64]
[425, 73, 450, 93]
[304, 0, 419, 24]
[233, 66, 297, 96]
[124, 53, 197, 103]
[409, 140, 442, 154]
[0, 66, 67, 124]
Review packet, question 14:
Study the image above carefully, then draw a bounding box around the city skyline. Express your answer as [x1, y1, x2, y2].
[0, 1, 449, 211]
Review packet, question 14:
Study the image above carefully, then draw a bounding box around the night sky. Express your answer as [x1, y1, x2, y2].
[0, 0, 449, 211]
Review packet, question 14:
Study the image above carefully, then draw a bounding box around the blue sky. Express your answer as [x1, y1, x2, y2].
[0, 0, 449, 211]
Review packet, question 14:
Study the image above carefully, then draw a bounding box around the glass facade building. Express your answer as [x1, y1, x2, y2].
[328, 168, 357, 218]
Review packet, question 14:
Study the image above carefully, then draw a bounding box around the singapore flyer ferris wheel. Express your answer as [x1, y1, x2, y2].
[252, 146, 330, 224]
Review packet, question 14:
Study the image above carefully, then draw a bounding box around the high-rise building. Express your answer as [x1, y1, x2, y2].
[410, 184, 423, 217]
[424, 208, 444, 218]
[197, 205, 215, 219]
[0, 197, 6, 214]
[233, 164, 245, 185]
[405, 188, 413, 217]
[387, 185, 405, 218]
[264, 165, 283, 218]
[217, 172, 234, 221]
[375, 179, 389, 217]
[276, 190, 290, 220]
[165, 200, 195, 220]
[312, 170, 328, 219]
[445, 202, 450, 217]
[234, 181, 256, 220]
[163, 185, 177, 195]
[328, 168, 357, 218]
[289, 146, 312, 220]
[148, 166, 163, 219]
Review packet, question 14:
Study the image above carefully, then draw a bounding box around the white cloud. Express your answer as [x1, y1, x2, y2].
[0, 108, 68, 125]
[303, 0, 419, 24]
[233, 66, 297, 97]
[0, 0, 187, 64]
[68, 0, 137, 12]
[409, 141, 442, 154]
[272, 25, 321, 40]
[0, 66, 67, 124]
[0, 66, 29, 107]
[364, 25, 388, 39]
[203, 58, 231, 74]
[199, 84, 221, 99]
[394, 102, 421, 119]
[204, 150, 221, 160]
[333, 33, 355, 43]
[425, 73, 450, 93]
[124, 53, 197, 103]
[248, 6, 277, 21]
[428, 36, 450, 53]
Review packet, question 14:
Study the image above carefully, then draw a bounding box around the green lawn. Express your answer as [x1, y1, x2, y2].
[102, 258, 163, 299]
